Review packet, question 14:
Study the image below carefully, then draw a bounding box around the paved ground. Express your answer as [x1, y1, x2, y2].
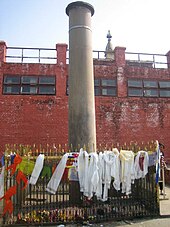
[159, 185, 170, 216]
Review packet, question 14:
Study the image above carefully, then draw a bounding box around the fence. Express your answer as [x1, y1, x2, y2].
[5, 46, 169, 69]
[125, 52, 168, 69]
[1, 143, 160, 226]
[6, 47, 57, 64]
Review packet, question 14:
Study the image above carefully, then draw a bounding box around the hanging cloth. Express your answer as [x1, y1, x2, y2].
[134, 151, 149, 179]
[0, 156, 5, 198]
[120, 150, 135, 195]
[46, 153, 69, 194]
[0, 185, 17, 201]
[16, 170, 28, 190]
[77, 149, 89, 194]
[155, 140, 160, 184]
[6, 154, 22, 176]
[18, 158, 35, 175]
[87, 152, 99, 199]
[29, 154, 44, 185]
[3, 199, 14, 216]
[101, 149, 120, 201]
[41, 165, 52, 179]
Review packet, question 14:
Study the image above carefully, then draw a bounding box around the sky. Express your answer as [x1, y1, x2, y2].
[0, 0, 170, 54]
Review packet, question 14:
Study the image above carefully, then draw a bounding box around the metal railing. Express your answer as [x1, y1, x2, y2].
[126, 52, 168, 69]
[5, 46, 169, 69]
[6, 47, 57, 64]
[2, 143, 159, 226]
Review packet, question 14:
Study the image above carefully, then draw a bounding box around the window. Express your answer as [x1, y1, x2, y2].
[21, 86, 37, 94]
[160, 90, 170, 97]
[128, 88, 143, 97]
[128, 80, 142, 88]
[3, 85, 20, 94]
[66, 78, 117, 96]
[21, 76, 38, 84]
[4, 76, 20, 84]
[39, 76, 55, 84]
[95, 78, 117, 96]
[3, 75, 56, 95]
[39, 86, 55, 95]
[128, 79, 170, 97]
[128, 79, 143, 97]
[144, 89, 158, 97]
[143, 81, 158, 88]
[159, 81, 170, 97]
[159, 81, 170, 88]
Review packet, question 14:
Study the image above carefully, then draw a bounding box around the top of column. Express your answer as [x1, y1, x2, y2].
[66, 1, 95, 16]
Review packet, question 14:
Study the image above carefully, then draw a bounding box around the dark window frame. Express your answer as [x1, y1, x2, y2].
[66, 78, 117, 97]
[3, 75, 56, 95]
[95, 78, 117, 96]
[128, 79, 170, 97]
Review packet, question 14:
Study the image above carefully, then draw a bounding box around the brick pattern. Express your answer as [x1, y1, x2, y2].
[0, 43, 170, 160]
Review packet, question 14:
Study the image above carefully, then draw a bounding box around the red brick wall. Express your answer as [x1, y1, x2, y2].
[94, 64, 170, 160]
[0, 62, 69, 150]
[0, 43, 170, 161]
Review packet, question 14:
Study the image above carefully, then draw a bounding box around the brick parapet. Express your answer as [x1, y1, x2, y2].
[166, 50, 170, 69]
[114, 46, 126, 67]
[117, 66, 127, 97]
[56, 43, 68, 66]
[0, 41, 6, 63]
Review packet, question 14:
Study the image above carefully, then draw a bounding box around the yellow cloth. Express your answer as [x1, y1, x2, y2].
[18, 158, 35, 175]
[120, 150, 134, 181]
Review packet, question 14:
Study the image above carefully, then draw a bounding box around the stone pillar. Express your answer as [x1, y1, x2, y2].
[66, 1, 96, 152]
[56, 43, 68, 65]
[166, 50, 170, 69]
[0, 41, 7, 62]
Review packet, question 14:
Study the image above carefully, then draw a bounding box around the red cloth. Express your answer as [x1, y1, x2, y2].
[139, 156, 144, 171]
[6, 154, 22, 175]
[16, 170, 28, 190]
[0, 185, 17, 201]
[3, 199, 13, 216]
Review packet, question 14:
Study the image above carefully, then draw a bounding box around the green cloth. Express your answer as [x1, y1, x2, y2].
[40, 166, 52, 179]
[18, 158, 35, 175]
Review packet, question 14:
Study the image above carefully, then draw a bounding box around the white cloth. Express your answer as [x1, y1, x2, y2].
[29, 154, 44, 185]
[111, 148, 121, 191]
[101, 149, 120, 201]
[120, 150, 135, 195]
[77, 149, 121, 201]
[95, 152, 104, 200]
[87, 152, 99, 199]
[77, 149, 100, 199]
[134, 151, 149, 179]
[77, 149, 89, 194]
[0, 166, 5, 198]
[46, 153, 69, 194]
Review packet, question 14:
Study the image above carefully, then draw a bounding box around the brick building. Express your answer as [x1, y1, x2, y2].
[0, 38, 170, 160]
